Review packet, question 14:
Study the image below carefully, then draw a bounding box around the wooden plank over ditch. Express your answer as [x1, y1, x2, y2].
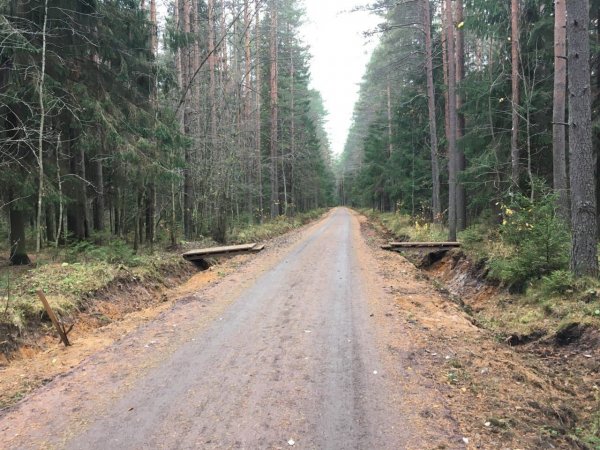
[183, 243, 264, 261]
[382, 241, 461, 250]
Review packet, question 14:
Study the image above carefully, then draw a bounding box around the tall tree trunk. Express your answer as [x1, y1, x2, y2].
[145, 184, 155, 245]
[79, 142, 91, 238]
[553, 0, 569, 221]
[172, 0, 182, 245]
[423, 0, 441, 223]
[66, 126, 87, 240]
[174, 0, 183, 91]
[243, 0, 254, 218]
[269, 0, 279, 218]
[444, 0, 458, 241]
[255, 0, 263, 222]
[150, 0, 157, 55]
[567, 0, 598, 277]
[220, 0, 228, 77]
[441, 1, 451, 172]
[182, 0, 193, 239]
[93, 158, 105, 233]
[455, 0, 466, 230]
[387, 78, 393, 159]
[208, 0, 217, 146]
[8, 189, 30, 265]
[147, 0, 158, 246]
[511, 0, 521, 185]
[55, 133, 64, 247]
[138, 189, 145, 246]
[290, 28, 296, 217]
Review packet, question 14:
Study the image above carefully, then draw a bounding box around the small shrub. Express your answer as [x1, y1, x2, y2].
[539, 270, 575, 296]
[488, 191, 569, 290]
[459, 223, 498, 260]
[67, 238, 142, 266]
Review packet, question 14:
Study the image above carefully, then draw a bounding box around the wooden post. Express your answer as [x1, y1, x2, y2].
[36, 290, 71, 346]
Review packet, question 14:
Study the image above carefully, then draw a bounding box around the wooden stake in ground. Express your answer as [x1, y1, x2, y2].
[36, 290, 72, 346]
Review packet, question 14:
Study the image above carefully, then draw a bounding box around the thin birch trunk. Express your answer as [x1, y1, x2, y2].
[387, 79, 393, 159]
[269, 0, 279, 218]
[36, 0, 48, 253]
[55, 134, 63, 248]
[444, 0, 458, 241]
[511, 0, 521, 185]
[255, 0, 263, 222]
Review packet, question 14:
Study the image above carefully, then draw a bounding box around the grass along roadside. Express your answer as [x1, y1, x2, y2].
[359, 209, 448, 242]
[0, 209, 329, 359]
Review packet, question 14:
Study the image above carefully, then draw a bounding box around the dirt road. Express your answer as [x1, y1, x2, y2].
[0, 208, 462, 449]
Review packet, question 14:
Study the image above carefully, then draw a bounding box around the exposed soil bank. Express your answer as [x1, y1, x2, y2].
[0, 260, 208, 409]
[0, 260, 195, 359]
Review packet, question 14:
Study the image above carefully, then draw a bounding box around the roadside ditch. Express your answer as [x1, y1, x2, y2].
[361, 213, 599, 449]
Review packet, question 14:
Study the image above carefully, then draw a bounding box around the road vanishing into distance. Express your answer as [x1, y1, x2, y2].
[0, 208, 461, 449]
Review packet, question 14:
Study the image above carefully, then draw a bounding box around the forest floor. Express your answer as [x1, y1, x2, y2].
[0, 208, 597, 449]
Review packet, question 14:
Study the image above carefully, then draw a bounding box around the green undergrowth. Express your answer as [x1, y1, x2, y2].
[456, 196, 600, 340]
[360, 209, 448, 242]
[228, 209, 327, 244]
[477, 284, 600, 339]
[362, 207, 600, 338]
[0, 209, 328, 336]
[0, 248, 185, 332]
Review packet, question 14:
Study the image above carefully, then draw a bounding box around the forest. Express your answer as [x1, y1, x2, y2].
[338, 0, 600, 286]
[3, 0, 600, 302]
[1, 0, 600, 444]
[0, 0, 334, 264]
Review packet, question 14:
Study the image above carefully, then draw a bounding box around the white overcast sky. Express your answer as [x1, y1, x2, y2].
[300, 1, 380, 156]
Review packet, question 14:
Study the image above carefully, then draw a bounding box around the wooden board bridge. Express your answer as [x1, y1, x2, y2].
[381, 241, 461, 251]
[183, 243, 265, 268]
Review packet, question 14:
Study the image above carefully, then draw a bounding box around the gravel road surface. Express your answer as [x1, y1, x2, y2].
[0, 208, 460, 449]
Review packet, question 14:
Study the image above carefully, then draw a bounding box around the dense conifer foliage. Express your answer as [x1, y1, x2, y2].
[337, 0, 600, 277]
[0, 0, 333, 261]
